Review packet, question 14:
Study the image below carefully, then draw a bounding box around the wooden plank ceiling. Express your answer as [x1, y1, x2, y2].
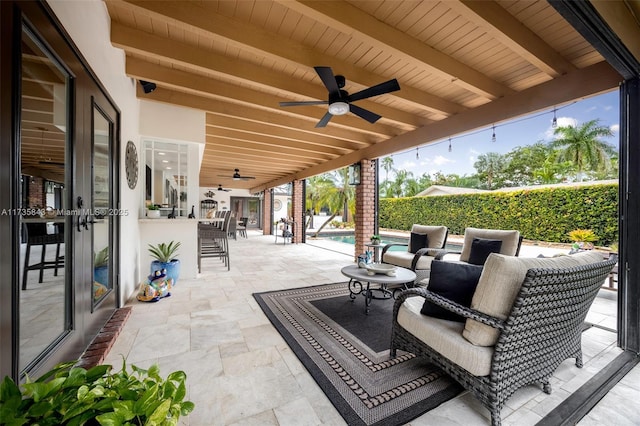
[104, 0, 629, 192]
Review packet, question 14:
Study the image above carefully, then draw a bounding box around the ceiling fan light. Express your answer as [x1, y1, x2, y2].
[328, 101, 349, 115]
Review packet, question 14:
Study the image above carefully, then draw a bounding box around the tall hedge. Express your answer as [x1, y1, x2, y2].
[379, 183, 618, 245]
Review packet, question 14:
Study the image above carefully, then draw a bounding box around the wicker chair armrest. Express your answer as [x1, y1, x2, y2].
[393, 288, 505, 330]
[410, 248, 444, 270]
[382, 243, 408, 255]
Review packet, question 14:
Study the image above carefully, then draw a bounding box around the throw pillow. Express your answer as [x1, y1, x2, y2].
[420, 260, 484, 322]
[468, 238, 503, 265]
[409, 232, 429, 254]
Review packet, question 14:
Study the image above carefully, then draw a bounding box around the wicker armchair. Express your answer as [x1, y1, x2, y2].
[434, 227, 523, 264]
[381, 224, 448, 284]
[390, 251, 617, 426]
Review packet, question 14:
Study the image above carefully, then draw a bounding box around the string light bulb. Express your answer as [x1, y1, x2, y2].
[491, 125, 496, 143]
[448, 138, 452, 152]
[552, 108, 558, 128]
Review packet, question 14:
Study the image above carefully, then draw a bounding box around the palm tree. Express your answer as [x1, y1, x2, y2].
[550, 119, 616, 181]
[313, 168, 355, 237]
[474, 152, 506, 189]
[381, 156, 395, 182]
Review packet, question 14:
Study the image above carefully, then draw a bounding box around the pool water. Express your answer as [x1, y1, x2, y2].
[322, 234, 461, 252]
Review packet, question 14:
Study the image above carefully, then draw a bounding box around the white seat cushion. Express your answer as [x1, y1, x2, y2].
[459, 228, 520, 262]
[463, 251, 606, 346]
[397, 296, 494, 376]
[411, 225, 448, 250]
[382, 251, 434, 270]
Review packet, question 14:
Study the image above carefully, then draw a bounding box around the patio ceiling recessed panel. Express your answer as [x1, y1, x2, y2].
[104, 0, 624, 191]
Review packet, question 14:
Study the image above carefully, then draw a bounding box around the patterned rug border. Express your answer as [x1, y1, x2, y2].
[253, 282, 462, 426]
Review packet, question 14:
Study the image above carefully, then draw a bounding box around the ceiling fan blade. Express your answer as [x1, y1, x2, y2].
[279, 100, 327, 107]
[348, 78, 400, 102]
[315, 111, 333, 128]
[349, 104, 381, 124]
[314, 66, 340, 95]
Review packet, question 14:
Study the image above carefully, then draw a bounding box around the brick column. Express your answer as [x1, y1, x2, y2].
[355, 160, 375, 261]
[262, 188, 272, 235]
[291, 180, 304, 243]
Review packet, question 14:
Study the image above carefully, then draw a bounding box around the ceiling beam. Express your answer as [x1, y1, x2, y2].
[204, 113, 361, 152]
[251, 61, 621, 192]
[118, 0, 466, 116]
[125, 57, 401, 138]
[137, 86, 372, 150]
[282, 0, 513, 99]
[449, 0, 576, 77]
[205, 134, 337, 161]
[591, 0, 640, 62]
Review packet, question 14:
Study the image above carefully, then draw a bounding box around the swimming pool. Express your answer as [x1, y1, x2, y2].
[321, 234, 461, 252]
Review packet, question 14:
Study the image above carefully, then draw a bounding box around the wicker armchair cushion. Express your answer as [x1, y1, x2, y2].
[421, 260, 483, 322]
[409, 232, 428, 253]
[463, 251, 606, 346]
[383, 251, 434, 270]
[459, 228, 520, 263]
[468, 238, 503, 265]
[411, 225, 447, 250]
[398, 296, 495, 376]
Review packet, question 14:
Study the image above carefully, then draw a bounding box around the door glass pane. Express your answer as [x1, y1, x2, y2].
[92, 107, 112, 306]
[19, 25, 69, 372]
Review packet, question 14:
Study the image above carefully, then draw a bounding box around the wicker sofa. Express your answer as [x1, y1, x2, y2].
[390, 251, 617, 426]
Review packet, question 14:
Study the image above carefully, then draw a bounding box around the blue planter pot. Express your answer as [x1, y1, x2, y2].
[150, 259, 181, 285]
[94, 265, 109, 286]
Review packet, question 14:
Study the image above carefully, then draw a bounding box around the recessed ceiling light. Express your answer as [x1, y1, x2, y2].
[158, 152, 165, 155]
[166, 167, 172, 170]
[162, 160, 168, 163]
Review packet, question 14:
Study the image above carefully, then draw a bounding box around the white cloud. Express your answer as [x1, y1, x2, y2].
[432, 155, 453, 166]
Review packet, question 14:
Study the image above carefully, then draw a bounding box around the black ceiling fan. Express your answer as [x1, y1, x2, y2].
[279, 66, 400, 128]
[218, 168, 256, 181]
[217, 184, 231, 192]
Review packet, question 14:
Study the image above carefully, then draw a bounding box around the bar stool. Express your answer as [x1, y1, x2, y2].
[22, 222, 65, 290]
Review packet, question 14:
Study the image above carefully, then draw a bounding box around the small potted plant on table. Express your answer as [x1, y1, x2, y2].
[370, 234, 381, 245]
[148, 240, 181, 285]
[147, 203, 161, 218]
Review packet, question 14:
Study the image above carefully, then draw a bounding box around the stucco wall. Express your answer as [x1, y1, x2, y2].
[46, 0, 141, 305]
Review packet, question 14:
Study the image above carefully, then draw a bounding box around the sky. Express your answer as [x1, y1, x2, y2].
[384, 90, 620, 179]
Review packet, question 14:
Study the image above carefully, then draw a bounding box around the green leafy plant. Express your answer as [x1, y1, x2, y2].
[94, 247, 109, 268]
[148, 241, 181, 263]
[370, 234, 381, 243]
[0, 359, 194, 425]
[568, 229, 598, 243]
[147, 204, 160, 211]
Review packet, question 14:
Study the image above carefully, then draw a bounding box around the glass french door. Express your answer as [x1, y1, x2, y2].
[7, 1, 119, 379]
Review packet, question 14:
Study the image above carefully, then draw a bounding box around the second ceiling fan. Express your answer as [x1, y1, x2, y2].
[279, 66, 400, 128]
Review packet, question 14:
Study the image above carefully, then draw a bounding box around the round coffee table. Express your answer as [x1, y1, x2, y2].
[341, 264, 416, 314]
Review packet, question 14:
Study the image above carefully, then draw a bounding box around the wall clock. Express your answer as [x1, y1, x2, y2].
[274, 199, 282, 211]
[125, 140, 138, 189]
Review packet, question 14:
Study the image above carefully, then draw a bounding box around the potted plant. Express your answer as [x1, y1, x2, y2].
[147, 203, 161, 219]
[370, 234, 381, 245]
[94, 246, 109, 286]
[568, 229, 598, 253]
[0, 359, 194, 425]
[148, 240, 181, 285]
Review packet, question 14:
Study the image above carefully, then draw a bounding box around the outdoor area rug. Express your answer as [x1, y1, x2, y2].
[253, 282, 463, 426]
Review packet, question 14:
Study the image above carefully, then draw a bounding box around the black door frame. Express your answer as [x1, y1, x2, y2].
[0, 0, 121, 381]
